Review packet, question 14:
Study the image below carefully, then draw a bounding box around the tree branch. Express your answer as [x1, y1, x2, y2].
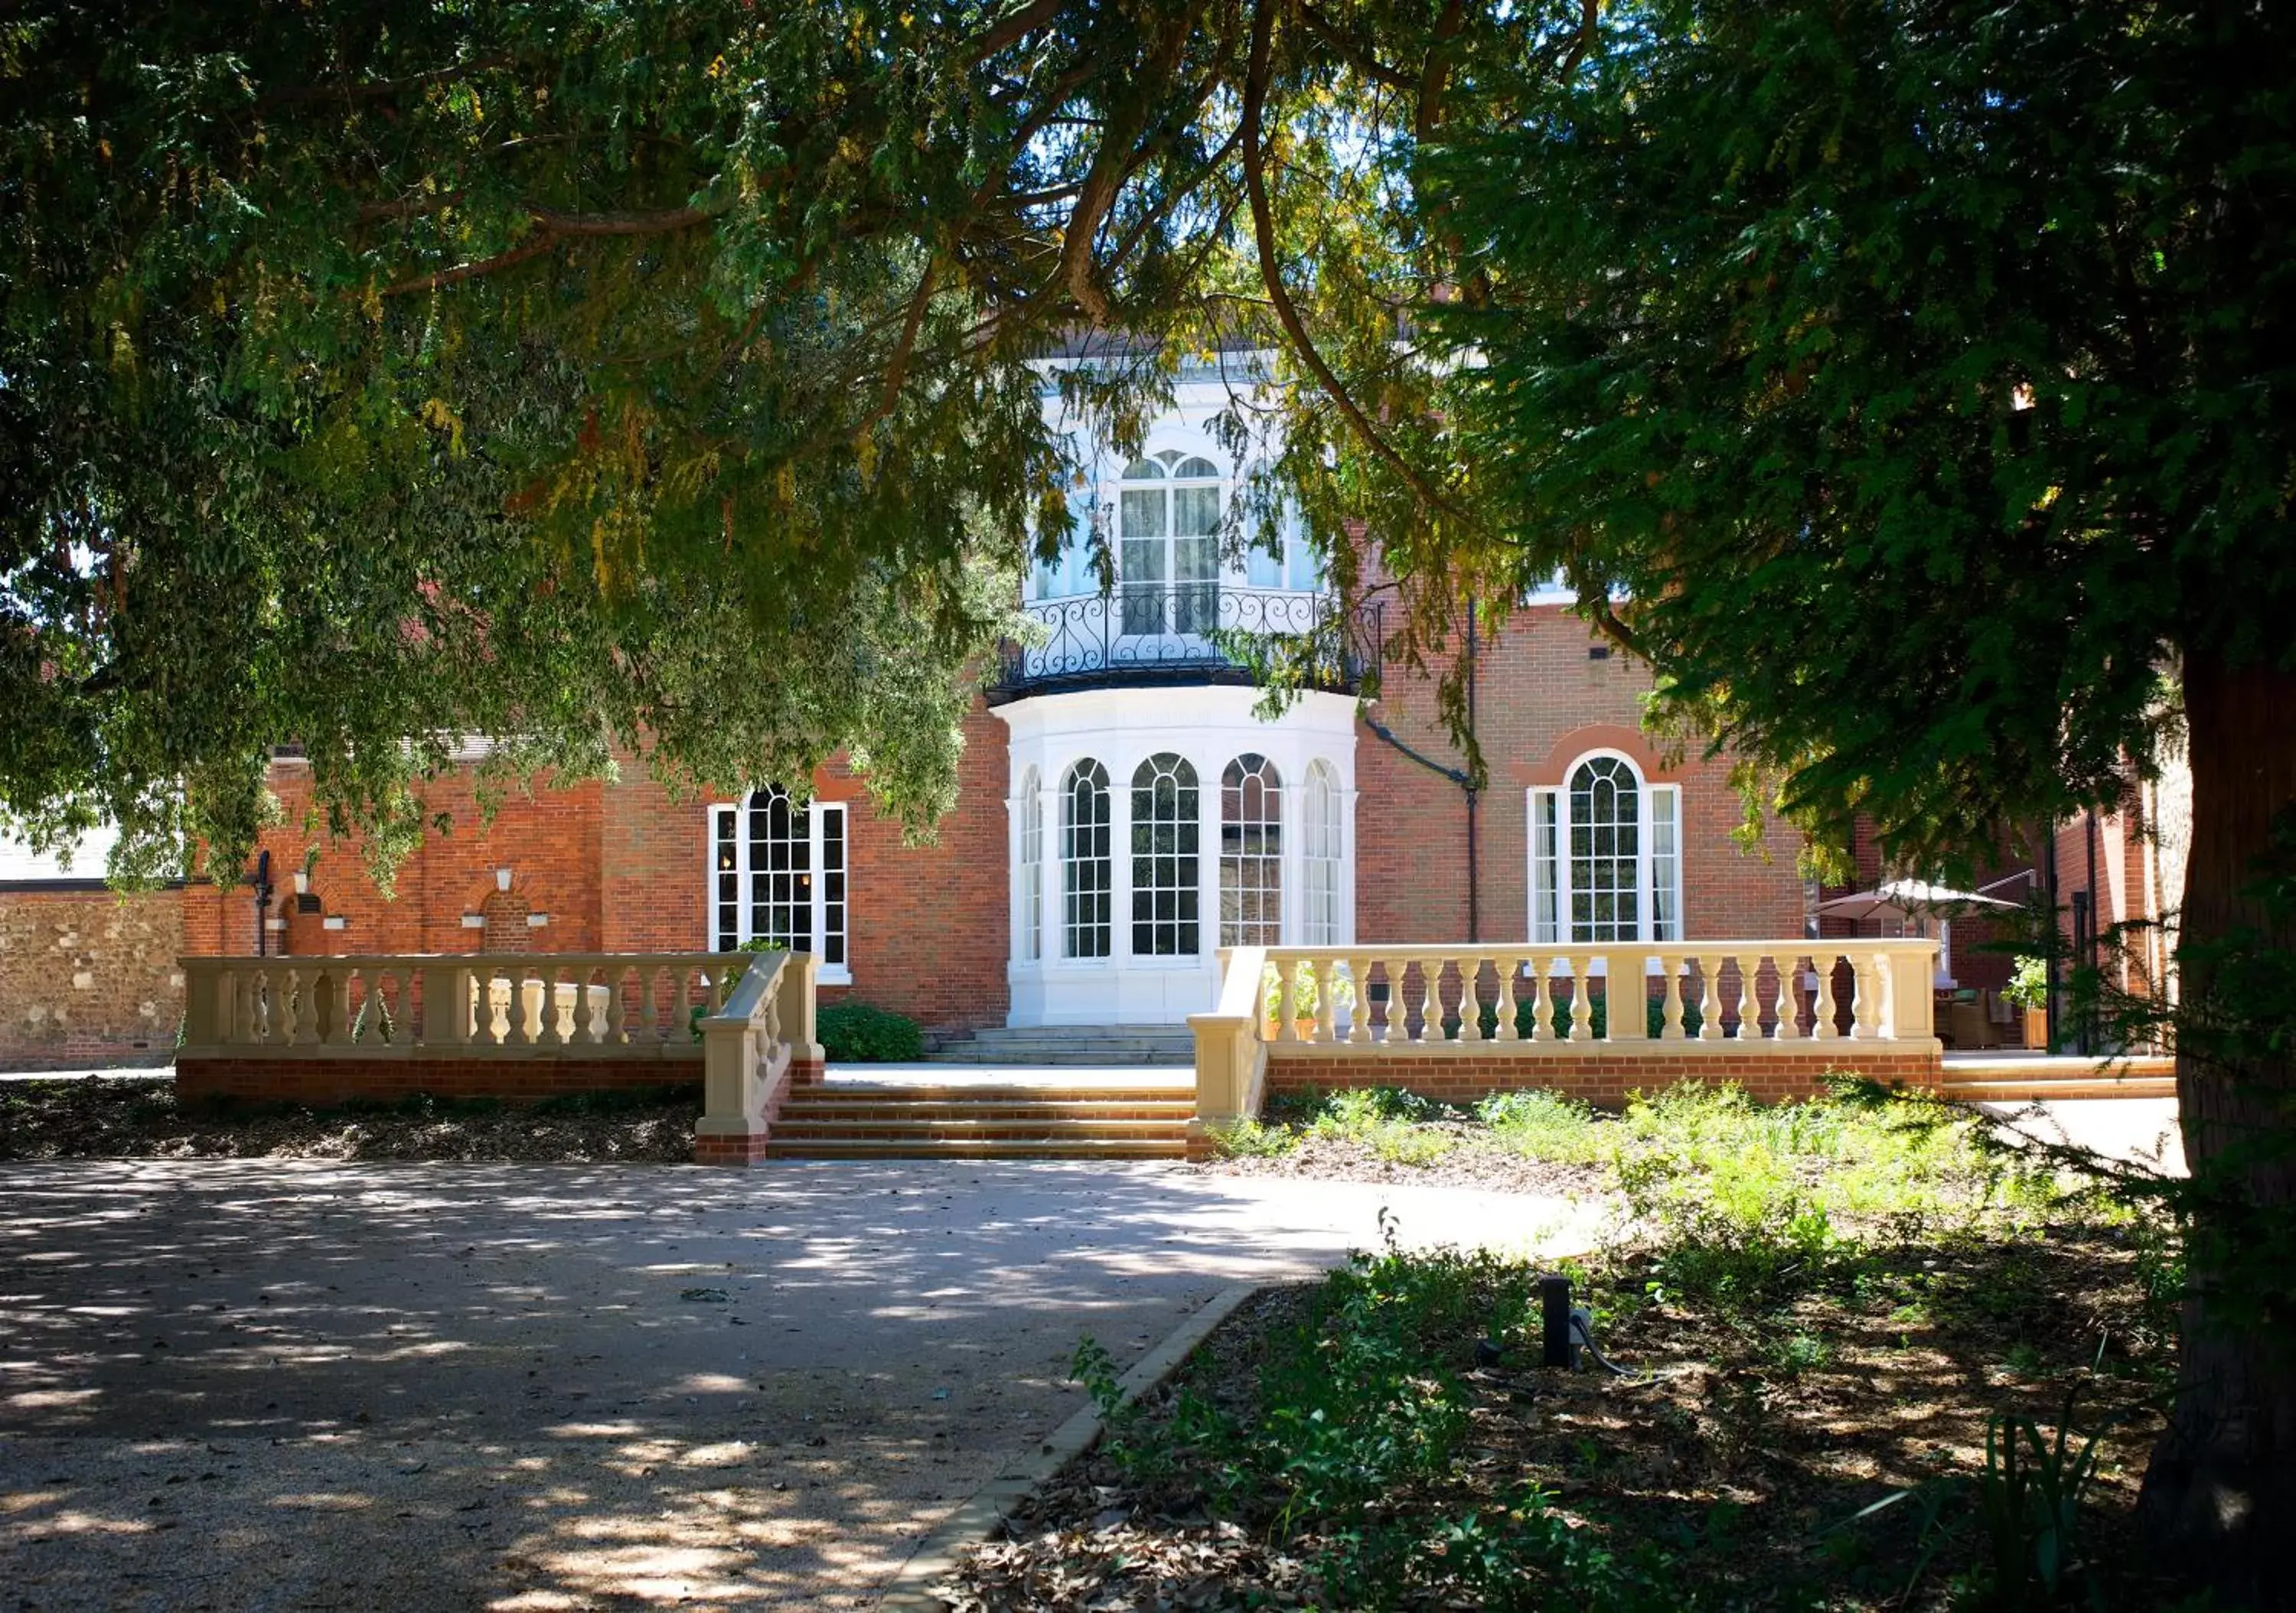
[1297, 2, 1417, 91]
[380, 232, 559, 297]
[960, 0, 1069, 68]
[1240, 0, 1471, 526]
[259, 56, 514, 111]
[1414, 0, 1469, 138]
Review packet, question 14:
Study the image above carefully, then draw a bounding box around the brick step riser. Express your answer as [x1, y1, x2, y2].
[771, 1127, 1191, 1142]
[764, 1143, 1190, 1159]
[783, 1108, 1195, 1124]
[804, 1088, 1195, 1104]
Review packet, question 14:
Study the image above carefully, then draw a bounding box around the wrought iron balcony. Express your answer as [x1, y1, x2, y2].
[987, 585, 1381, 701]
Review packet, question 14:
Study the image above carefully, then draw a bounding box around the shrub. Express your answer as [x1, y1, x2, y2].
[1476, 1090, 1605, 1163]
[2004, 955, 2050, 1012]
[817, 1002, 925, 1062]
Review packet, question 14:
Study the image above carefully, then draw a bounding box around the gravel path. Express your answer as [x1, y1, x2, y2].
[0, 1158, 1602, 1611]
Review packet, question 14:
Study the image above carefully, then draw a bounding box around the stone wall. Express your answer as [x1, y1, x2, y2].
[0, 888, 184, 1069]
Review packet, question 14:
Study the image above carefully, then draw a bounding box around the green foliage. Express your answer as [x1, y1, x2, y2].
[2003, 956, 2051, 1013]
[815, 1002, 924, 1063]
[1433, 0, 2296, 875]
[1304, 1086, 1456, 1165]
[1475, 1089, 1604, 1164]
[1079, 1238, 1675, 1611]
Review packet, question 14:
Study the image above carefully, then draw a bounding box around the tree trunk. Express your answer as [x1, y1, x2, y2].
[2137, 653, 2296, 1611]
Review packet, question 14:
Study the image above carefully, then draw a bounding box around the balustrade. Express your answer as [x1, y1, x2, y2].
[179, 953, 748, 1057]
[1233, 940, 1937, 1051]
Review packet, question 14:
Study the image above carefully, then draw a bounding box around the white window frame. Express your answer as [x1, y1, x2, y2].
[708, 792, 852, 983]
[1218, 752, 1283, 947]
[1528, 753, 1681, 944]
[1301, 758, 1343, 945]
[1017, 766, 1044, 963]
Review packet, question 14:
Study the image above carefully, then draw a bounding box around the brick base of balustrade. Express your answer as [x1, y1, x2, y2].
[175, 1053, 706, 1107]
[687, 1056, 823, 1167]
[1261, 1042, 1945, 1107]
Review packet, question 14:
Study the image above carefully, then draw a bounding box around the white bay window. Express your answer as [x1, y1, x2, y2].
[1529, 755, 1681, 943]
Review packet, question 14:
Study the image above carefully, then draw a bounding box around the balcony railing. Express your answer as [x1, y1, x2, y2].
[988, 585, 1381, 699]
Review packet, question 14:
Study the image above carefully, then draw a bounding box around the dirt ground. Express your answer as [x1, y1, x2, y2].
[944, 1221, 2177, 1611]
[0, 1074, 700, 1163]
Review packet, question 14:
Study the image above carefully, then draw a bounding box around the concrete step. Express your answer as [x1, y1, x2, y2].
[1939, 1077, 2177, 1103]
[783, 1099, 1195, 1122]
[799, 1083, 1194, 1104]
[763, 1136, 1190, 1160]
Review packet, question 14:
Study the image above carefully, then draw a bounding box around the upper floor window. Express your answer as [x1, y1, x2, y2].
[1529, 756, 1680, 943]
[710, 787, 850, 980]
[1120, 452, 1221, 635]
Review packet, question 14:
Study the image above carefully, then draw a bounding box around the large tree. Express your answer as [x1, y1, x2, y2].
[0, 0, 1574, 878]
[1427, 0, 2296, 1598]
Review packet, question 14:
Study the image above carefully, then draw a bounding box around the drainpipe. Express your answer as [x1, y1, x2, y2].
[2042, 822, 2059, 1053]
[253, 849, 272, 958]
[1464, 603, 1480, 943]
[1360, 601, 1482, 942]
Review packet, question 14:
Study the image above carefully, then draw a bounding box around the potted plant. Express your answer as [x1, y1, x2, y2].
[2004, 955, 2050, 1051]
[1264, 960, 1355, 1039]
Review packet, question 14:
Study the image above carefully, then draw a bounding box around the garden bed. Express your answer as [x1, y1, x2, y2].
[945, 1086, 2184, 1611]
[0, 1074, 701, 1162]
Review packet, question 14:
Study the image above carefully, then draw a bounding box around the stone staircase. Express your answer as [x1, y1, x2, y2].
[764, 1080, 1197, 1159]
[925, 1023, 1199, 1067]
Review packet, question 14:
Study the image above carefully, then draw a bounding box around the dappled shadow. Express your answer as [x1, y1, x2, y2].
[0, 1158, 1590, 1608]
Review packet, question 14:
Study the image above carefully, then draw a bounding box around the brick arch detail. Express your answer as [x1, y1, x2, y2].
[1508, 724, 1677, 788]
[455, 870, 561, 952]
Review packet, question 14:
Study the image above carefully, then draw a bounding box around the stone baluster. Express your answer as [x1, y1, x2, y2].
[1815, 953, 1841, 1039]
[1659, 956, 1684, 1040]
[1561, 963, 1586, 1042]
[605, 965, 629, 1045]
[536, 963, 566, 1049]
[1495, 956, 1522, 1043]
[1527, 958, 1554, 1041]
[1714, 953, 1741, 1041]
[643, 965, 667, 1047]
[1697, 956, 1724, 1041]
[1314, 958, 1337, 1044]
[1276, 958, 1300, 1044]
[1849, 955, 1874, 1038]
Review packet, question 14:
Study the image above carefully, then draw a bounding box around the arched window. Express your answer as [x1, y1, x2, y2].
[1017, 765, 1043, 963]
[1220, 754, 1283, 947]
[708, 787, 850, 978]
[1302, 758, 1343, 945]
[1529, 755, 1680, 943]
[1131, 753, 1200, 956]
[1062, 761, 1112, 959]
[1119, 451, 1221, 635]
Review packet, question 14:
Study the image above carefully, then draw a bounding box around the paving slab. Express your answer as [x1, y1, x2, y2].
[0, 1158, 1600, 1611]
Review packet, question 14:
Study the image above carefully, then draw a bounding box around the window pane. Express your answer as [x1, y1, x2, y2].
[1063, 761, 1112, 959]
[1221, 754, 1283, 947]
[713, 806, 739, 951]
[1131, 754, 1199, 956]
[1567, 758, 1640, 941]
[747, 787, 814, 953]
[1019, 766, 1043, 963]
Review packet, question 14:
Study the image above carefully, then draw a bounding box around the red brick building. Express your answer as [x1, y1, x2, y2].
[2, 370, 1866, 1063]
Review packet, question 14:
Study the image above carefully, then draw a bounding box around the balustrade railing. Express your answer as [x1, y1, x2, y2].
[1190, 940, 1940, 1124]
[178, 953, 750, 1056]
[697, 950, 820, 1148]
[990, 585, 1381, 697]
[1247, 940, 1936, 1048]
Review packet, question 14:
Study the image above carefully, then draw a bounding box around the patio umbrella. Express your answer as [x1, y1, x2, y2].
[1815, 878, 2019, 923]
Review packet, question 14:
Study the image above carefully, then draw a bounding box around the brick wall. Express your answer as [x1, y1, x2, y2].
[1262, 1044, 1945, 1107]
[0, 889, 184, 1069]
[1356, 603, 1809, 944]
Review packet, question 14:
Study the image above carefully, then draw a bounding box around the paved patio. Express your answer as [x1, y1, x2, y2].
[0, 1158, 1599, 1611]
